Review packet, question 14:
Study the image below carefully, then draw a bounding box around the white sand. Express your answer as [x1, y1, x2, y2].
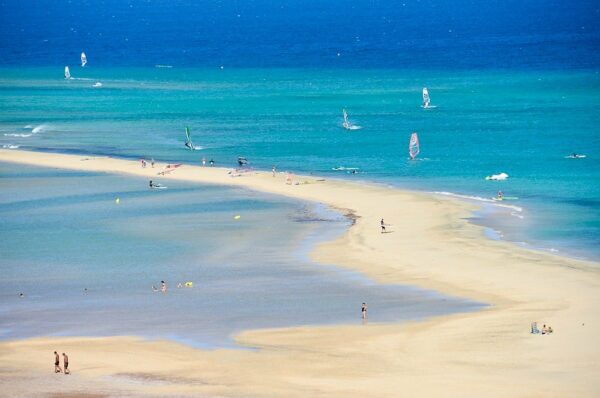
[1, 149, 599, 397]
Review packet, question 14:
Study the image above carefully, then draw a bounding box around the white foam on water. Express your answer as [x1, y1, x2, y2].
[433, 191, 523, 213]
[2, 144, 20, 149]
[4, 133, 32, 137]
[32, 124, 48, 134]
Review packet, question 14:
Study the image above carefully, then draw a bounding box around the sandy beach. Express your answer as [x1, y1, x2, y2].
[1, 148, 599, 397]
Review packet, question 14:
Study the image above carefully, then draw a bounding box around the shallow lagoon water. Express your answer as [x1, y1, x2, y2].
[0, 163, 482, 348]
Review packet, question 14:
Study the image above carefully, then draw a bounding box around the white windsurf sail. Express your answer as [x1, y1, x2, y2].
[409, 132, 420, 160]
[342, 109, 361, 130]
[64, 66, 71, 79]
[422, 88, 430, 108]
[342, 109, 350, 129]
[81, 52, 87, 67]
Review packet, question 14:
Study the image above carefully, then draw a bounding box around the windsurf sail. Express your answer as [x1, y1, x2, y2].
[342, 109, 361, 130]
[64, 66, 71, 79]
[422, 88, 430, 108]
[409, 132, 420, 160]
[342, 109, 350, 129]
[81, 52, 87, 67]
[184, 126, 194, 150]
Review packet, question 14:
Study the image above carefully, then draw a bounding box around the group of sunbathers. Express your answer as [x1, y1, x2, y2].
[531, 322, 553, 335]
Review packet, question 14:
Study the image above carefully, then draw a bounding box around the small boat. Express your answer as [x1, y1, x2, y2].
[485, 172, 509, 181]
[64, 66, 71, 79]
[342, 109, 361, 130]
[409, 132, 420, 160]
[81, 52, 87, 67]
[92, 82, 102, 88]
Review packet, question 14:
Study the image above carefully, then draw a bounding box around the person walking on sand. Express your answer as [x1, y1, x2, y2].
[54, 351, 62, 373]
[272, 166, 276, 177]
[380, 219, 386, 233]
[62, 353, 70, 374]
[202, 157, 206, 167]
[151, 158, 155, 168]
[361, 302, 368, 320]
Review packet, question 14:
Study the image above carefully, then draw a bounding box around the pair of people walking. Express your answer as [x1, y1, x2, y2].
[54, 351, 70, 374]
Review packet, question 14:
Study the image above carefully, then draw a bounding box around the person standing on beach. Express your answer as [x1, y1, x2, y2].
[361, 303, 368, 319]
[272, 166, 276, 177]
[62, 353, 70, 374]
[54, 351, 62, 373]
[151, 158, 155, 168]
[380, 219, 386, 233]
[202, 157, 206, 167]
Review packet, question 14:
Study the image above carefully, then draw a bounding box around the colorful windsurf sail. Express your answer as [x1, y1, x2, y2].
[409, 132, 420, 160]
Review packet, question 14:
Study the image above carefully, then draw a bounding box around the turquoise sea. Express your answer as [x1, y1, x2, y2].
[0, 67, 598, 260]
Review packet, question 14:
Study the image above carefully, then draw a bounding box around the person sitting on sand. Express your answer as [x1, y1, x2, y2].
[531, 322, 540, 334]
[62, 353, 70, 375]
[54, 351, 62, 373]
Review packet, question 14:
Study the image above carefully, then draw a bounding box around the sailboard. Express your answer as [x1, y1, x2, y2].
[158, 164, 182, 175]
[81, 52, 87, 67]
[565, 154, 586, 159]
[409, 132, 420, 160]
[342, 109, 362, 130]
[64, 66, 71, 79]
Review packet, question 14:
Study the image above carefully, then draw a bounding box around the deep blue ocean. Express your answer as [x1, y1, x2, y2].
[0, 0, 599, 261]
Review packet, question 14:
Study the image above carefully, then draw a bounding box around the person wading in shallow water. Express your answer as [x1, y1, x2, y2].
[361, 302, 368, 320]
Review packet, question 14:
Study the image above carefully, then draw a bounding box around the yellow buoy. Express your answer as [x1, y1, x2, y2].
[234, 215, 241, 220]
[115, 198, 120, 204]
[184, 282, 193, 287]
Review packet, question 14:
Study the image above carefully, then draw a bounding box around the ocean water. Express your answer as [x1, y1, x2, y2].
[0, 67, 598, 260]
[0, 163, 482, 347]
